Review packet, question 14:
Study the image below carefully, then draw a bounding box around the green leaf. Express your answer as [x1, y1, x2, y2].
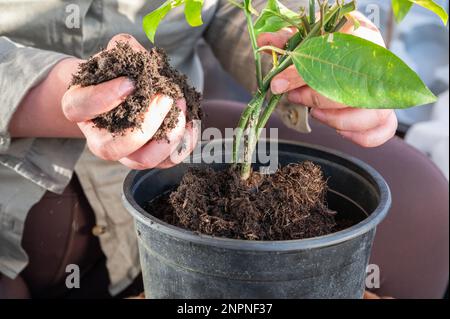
[143, 0, 205, 43]
[184, 0, 204, 27]
[409, 0, 448, 25]
[392, 0, 413, 23]
[393, 0, 448, 24]
[242, 0, 259, 16]
[142, 1, 173, 43]
[254, 0, 301, 35]
[290, 33, 436, 109]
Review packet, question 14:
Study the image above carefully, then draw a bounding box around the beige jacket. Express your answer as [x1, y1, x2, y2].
[0, 0, 309, 295]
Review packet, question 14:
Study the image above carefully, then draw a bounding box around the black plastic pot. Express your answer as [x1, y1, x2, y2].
[122, 140, 391, 299]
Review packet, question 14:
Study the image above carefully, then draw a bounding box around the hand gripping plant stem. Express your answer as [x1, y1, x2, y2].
[143, 0, 447, 180]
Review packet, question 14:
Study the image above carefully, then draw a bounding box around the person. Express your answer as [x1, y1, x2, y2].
[0, 0, 397, 297]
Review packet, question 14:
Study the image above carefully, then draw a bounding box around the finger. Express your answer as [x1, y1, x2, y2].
[119, 101, 187, 169]
[62, 77, 134, 122]
[257, 27, 297, 52]
[119, 117, 186, 170]
[271, 65, 307, 94]
[155, 120, 200, 170]
[288, 86, 347, 109]
[80, 95, 174, 161]
[107, 33, 147, 53]
[157, 121, 200, 169]
[341, 11, 385, 47]
[337, 112, 398, 148]
[345, 12, 379, 32]
[311, 108, 393, 132]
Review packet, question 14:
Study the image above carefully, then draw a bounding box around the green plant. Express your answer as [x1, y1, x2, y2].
[392, 0, 448, 23]
[143, 0, 448, 180]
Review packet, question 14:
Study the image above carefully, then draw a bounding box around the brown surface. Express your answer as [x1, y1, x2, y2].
[20, 174, 107, 298]
[16, 174, 143, 299]
[71, 42, 201, 140]
[147, 162, 345, 240]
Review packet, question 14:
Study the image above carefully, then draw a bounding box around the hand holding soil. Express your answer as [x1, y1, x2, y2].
[258, 11, 398, 148]
[62, 34, 200, 170]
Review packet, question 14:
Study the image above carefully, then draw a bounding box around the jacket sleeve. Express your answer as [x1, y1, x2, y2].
[203, 0, 311, 133]
[0, 36, 85, 194]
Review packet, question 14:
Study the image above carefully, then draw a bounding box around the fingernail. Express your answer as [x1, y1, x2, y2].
[311, 109, 326, 121]
[271, 79, 289, 94]
[118, 78, 134, 97]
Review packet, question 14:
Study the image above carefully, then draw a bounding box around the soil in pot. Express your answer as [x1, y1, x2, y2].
[146, 162, 361, 240]
[70, 42, 202, 140]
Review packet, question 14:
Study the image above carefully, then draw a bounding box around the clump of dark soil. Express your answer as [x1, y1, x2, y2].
[70, 42, 201, 140]
[147, 162, 341, 240]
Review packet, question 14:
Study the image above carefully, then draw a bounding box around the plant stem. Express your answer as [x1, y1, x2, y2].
[262, 56, 292, 91]
[232, 1, 263, 170]
[241, 94, 282, 179]
[232, 92, 265, 163]
[309, 0, 316, 24]
[301, 13, 311, 33]
[319, 1, 326, 35]
[272, 50, 279, 67]
[240, 95, 265, 179]
[232, 57, 290, 168]
[256, 94, 282, 135]
[244, 5, 263, 90]
[331, 16, 348, 33]
[257, 46, 288, 55]
[227, 0, 244, 10]
[234, 1, 345, 180]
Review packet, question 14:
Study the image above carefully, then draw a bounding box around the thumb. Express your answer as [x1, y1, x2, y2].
[257, 27, 297, 54]
[62, 76, 134, 123]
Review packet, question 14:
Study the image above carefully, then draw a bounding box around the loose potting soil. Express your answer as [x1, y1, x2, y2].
[70, 42, 202, 140]
[147, 162, 341, 240]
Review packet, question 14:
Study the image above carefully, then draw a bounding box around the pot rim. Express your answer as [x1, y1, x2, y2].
[122, 139, 391, 251]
